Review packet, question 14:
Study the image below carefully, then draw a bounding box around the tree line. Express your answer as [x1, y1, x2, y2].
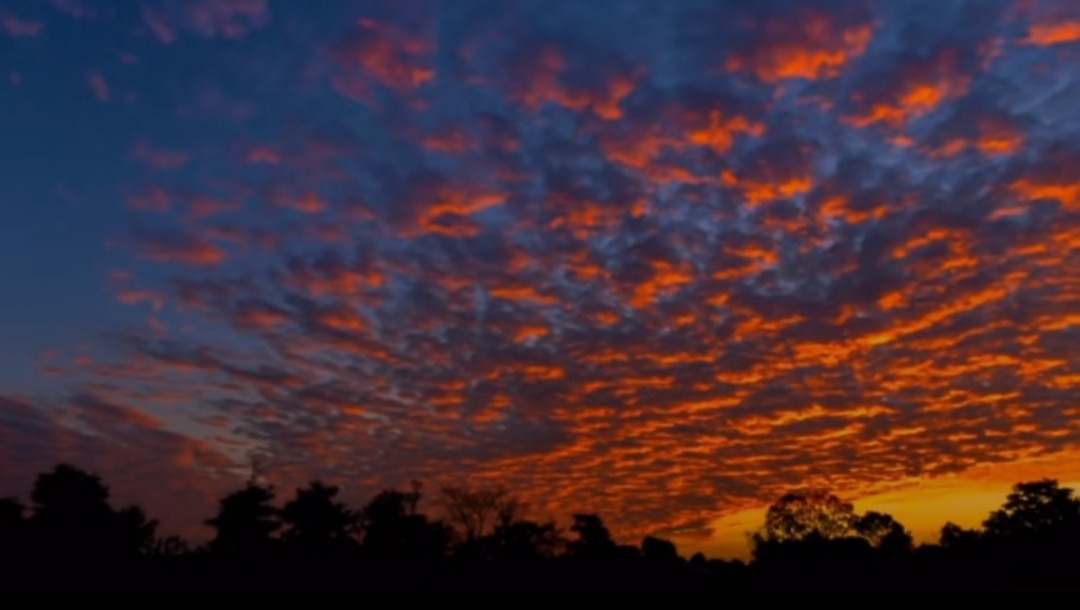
[1, 463, 1078, 590]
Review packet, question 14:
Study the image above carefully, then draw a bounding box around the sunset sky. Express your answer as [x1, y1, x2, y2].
[1, 0, 1078, 559]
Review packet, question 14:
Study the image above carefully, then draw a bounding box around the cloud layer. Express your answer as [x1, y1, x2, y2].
[1, 0, 1078, 546]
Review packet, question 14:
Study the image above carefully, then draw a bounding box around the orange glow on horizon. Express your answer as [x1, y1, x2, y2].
[676, 448, 1080, 560]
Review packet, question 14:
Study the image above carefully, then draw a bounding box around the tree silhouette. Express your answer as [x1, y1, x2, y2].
[756, 489, 856, 543]
[568, 513, 618, 558]
[31, 464, 111, 522]
[360, 482, 450, 562]
[938, 521, 981, 550]
[29, 463, 156, 560]
[982, 479, 1080, 538]
[486, 519, 563, 562]
[8, 461, 1080, 591]
[113, 505, 159, 556]
[205, 483, 280, 558]
[149, 534, 190, 557]
[439, 484, 521, 544]
[641, 536, 680, 565]
[853, 511, 912, 551]
[280, 481, 359, 554]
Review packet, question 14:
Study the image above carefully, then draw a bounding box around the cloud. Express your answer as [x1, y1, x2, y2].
[142, 0, 270, 43]
[86, 69, 110, 102]
[128, 227, 227, 266]
[846, 46, 975, 129]
[724, 5, 875, 82]
[130, 139, 190, 170]
[49, 0, 98, 21]
[1, 10, 43, 37]
[331, 16, 435, 102]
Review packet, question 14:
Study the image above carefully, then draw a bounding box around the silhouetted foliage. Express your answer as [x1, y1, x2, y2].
[439, 484, 521, 544]
[205, 483, 279, 558]
[3, 464, 1080, 591]
[280, 481, 359, 555]
[485, 519, 564, 562]
[360, 481, 451, 563]
[982, 479, 1080, 538]
[149, 534, 190, 557]
[567, 513, 619, 559]
[854, 511, 913, 551]
[28, 464, 156, 561]
[641, 536, 680, 564]
[754, 489, 856, 544]
[938, 521, 980, 550]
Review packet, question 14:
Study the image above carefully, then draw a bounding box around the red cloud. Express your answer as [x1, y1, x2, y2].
[130, 139, 190, 170]
[132, 232, 227, 266]
[420, 125, 477, 154]
[126, 188, 172, 213]
[1, 11, 42, 37]
[246, 145, 281, 164]
[87, 70, 111, 103]
[233, 301, 290, 330]
[116, 290, 167, 312]
[274, 192, 327, 214]
[142, 7, 176, 43]
[504, 45, 639, 120]
[395, 181, 507, 238]
[332, 18, 435, 101]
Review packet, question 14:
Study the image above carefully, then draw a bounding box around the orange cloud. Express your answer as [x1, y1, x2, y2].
[847, 48, 972, 129]
[722, 171, 813, 206]
[727, 13, 873, 82]
[510, 45, 638, 120]
[1010, 180, 1080, 212]
[1007, 148, 1080, 212]
[926, 114, 1026, 158]
[403, 186, 506, 237]
[600, 102, 764, 178]
[1023, 21, 1080, 45]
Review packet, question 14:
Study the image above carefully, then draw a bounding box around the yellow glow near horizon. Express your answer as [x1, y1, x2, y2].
[674, 448, 1080, 561]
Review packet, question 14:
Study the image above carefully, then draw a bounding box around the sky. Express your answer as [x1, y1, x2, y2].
[0, 0, 1078, 559]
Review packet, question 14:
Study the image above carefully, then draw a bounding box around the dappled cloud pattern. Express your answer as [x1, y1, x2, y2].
[0, 0, 1078, 550]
